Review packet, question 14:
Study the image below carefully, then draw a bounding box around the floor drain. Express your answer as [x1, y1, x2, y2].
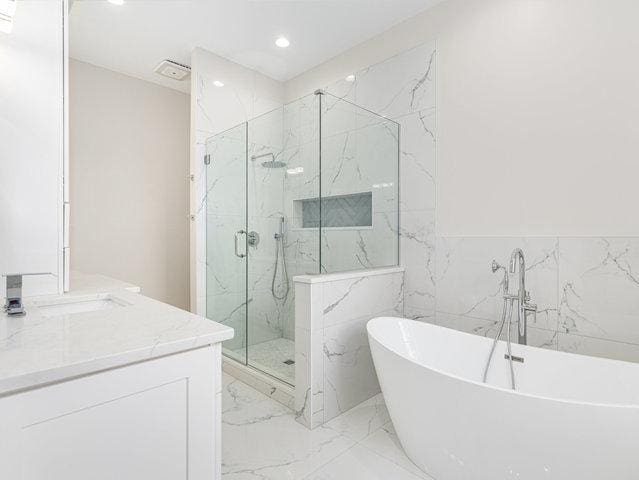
[283, 359, 295, 365]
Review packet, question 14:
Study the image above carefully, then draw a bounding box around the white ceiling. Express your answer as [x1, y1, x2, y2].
[69, 0, 442, 93]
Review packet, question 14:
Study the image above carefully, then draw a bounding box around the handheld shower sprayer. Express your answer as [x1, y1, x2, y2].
[483, 258, 516, 390]
[271, 216, 290, 301]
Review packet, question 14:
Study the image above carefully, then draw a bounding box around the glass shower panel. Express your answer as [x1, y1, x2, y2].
[245, 95, 320, 386]
[203, 91, 397, 387]
[319, 93, 400, 273]
[205, 124, 248, 364]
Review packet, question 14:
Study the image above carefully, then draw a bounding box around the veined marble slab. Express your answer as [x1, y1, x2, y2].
[0, 289, 233, 395]
[69, 270, 141, 294]
[221, 372, 431, 480]
[294, 267, 404, 429]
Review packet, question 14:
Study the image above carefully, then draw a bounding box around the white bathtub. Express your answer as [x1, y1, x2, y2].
[368, 317, 639, 480]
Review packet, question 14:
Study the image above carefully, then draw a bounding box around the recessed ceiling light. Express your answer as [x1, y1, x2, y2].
[107, 0, 125, 5]
[275, 36, 290, 48]
[345, 74, 356, 82]
[213, 80, 224, 88]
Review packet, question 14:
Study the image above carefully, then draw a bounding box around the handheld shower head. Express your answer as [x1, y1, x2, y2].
[272, 216, 289, 301]
[274, 216, 285, 239]
[491, 260, 509, 292]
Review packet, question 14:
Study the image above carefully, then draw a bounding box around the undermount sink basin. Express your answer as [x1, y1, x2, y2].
[34, 294, 131, 318]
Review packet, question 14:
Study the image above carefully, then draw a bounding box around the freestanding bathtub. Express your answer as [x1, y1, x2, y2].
[368, 317, 639, 480]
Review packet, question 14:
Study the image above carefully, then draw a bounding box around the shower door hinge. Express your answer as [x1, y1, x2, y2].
[204, 154, 211, 165]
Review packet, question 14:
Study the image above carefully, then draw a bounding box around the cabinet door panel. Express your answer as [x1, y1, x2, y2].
[21, 379, 187, 480]
[0, 345, 220, 480]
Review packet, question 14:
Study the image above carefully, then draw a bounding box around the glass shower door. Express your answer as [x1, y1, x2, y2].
[246, 107, 296, 385]
[205, 124, 248, 364]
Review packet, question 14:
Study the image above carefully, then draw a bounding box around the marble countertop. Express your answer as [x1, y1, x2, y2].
[0, 288, 233, 396]
[69, 270, 142, 294]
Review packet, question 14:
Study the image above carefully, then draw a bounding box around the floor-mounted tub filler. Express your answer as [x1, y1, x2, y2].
[368, 317, 639, 480]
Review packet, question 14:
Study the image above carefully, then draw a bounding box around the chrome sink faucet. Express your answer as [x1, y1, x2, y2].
[3, 272, 51, 316]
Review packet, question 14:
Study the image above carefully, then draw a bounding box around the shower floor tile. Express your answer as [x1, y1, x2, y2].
[232, 337, 295, 385]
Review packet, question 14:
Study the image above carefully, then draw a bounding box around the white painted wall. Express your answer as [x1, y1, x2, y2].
[287, 0, 639, 237]
[70, 59, 190, 309]
[0, 0, 65, 297]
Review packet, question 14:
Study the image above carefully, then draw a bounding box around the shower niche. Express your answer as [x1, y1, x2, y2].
[205, 91, 399, 386]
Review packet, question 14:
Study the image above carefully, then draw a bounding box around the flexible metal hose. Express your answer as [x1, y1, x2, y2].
[271, 218, 290, 301]
[483, 263, 516, 390]
[482, 297, 516, 390]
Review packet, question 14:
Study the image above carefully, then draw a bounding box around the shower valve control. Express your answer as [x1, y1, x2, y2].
[247, 231, 260, 247]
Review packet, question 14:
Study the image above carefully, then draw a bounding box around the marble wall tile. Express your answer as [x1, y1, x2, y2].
[194, 131, 210, 315]
[294, 316, 323, 431]
[347, 42, 436, 120]
[431, 236, 639, 364]
[247, 290, 288, 344]
[321, 41, 436, 315]
[557, 332, 639, 363]
[436, 237, 559, 333]
[558, 237, 639, 345]
[205, 128, 246, 216]
[401, 210, 436, 318]
[294, 281, 322, 332]
[206, 214, 246, 296]
[323, 77, 357, 104]
[435, 312, 558, 350]
[294, 268, 404, 429]
[398, 109, 436, 212]
[319, 212, 399, 274]
[193, 49, 284, 320]
[196, 73, 253, 135]
[317, 109, 399, 276]
[294, 281, 326, 429]
[206, 291, 247, 352]
[322, 312, 390, 420]
[322, 271, 404, 328]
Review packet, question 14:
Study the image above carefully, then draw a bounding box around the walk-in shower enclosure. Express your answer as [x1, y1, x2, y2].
[205, 91, 399, 385]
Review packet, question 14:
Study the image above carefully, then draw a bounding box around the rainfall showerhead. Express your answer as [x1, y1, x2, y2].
[262, 160, 287, 169]
[251, 152, 287, 169]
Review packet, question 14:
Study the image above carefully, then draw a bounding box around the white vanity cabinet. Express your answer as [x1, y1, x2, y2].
[0, 344, 223, 480]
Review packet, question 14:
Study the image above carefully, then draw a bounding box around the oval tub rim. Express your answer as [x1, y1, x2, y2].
[367, 316, 639, 410]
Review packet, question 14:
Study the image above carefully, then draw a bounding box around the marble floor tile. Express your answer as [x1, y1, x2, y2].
[222, 373, 354, 479]
[221, 373, 426, 480]
[323, 393, 390, 442]
[302, 444, 427, 480]
[360, 422, 433, 479]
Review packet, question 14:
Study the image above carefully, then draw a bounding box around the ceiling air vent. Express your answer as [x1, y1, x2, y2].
[154, 60, 191, 81]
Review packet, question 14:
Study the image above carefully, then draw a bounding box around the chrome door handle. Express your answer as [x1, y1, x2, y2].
[234, 230, 247, 258]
